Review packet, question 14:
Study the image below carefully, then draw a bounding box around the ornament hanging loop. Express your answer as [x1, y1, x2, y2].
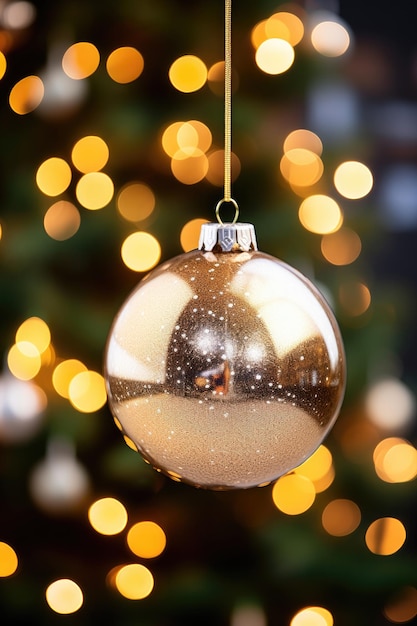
[215, 197, 239, 225]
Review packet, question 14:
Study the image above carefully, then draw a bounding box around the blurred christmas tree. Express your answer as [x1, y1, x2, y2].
[1, 1, 417, 625]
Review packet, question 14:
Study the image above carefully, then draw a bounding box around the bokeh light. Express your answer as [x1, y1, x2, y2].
[0, 51, 6, 79]
[62, 42, 100, 79]
[334, 161, 373, 199]
[0, 542, 18, 577]
[162, 120, 212, 157]
[291, 606, 333, 626]
[206, 149, 241, 186]
[9, 75, 44, 114]
[171, 149, 209, 184]
[321, 227, 362, 265]
[321, 499, 361, 537]
[272, 473, 316, 515]
[339, 280, 371, 316]
[36, 157, 72, 197]
[0, 376, 47, 443]
[180, 218, 209, 252]
[255, 38, 295, 75]
[365, 378, 415, 431]
[298, 195, 343, 234]
[106, 47, 144, 83]
[52, 359, 87, 399]
[280, 148, 324, 187]
[384, 587, 417, 624]
[2, 1, 36, 29]
[373, 438, 417, 483]
[68, 370, 107, 412]
[294, 445, 334, 493]
[16, 317, 51, 354]
[88, 497, 128, 535]
[44, 200, 81, 241]
[71, 135, 109, 173]
[115, 564, 154, 600]
[266, 12, 304, 46]
[169, 55, 207, 92]
[7, 342, 42, 380]
[365, 517, 406, 555]
[121, 231, 161, 272]
[126, 521, 167, 558]
[45, 579, 83, 614]
[117, 182, 156, 222]
[311, 19, 351, 57]
[284, 129, 323, 155]
[76, 172, 114, 210]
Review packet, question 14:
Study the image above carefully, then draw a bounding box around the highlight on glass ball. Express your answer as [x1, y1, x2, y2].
[105, 222, 345, 489]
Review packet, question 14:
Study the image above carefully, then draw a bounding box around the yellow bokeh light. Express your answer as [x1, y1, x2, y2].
[44, 200, 81, 241]
[339, 280, 371, 317]
[280, 149, 324, 187]
[115, 564, 154, 600]
[321, 227, 362, 266]
[68, 370, 107, 412]
[52, 359, 87, 399]
[88, 497, 128, 535]
[0, 51, 6, 79]
[121, 231, 161, 272]
[36, 157, 72, 197]
[180, 218, 209, 252]
[374, 438, 417, 483]
[284, 129, 323, 155]
[117, 182, 156, 222]
[0, 222, 2, 240]
[76, 172, 114, 210]
[126, 521, 167, 558]
[334, 161, 373, 199]
[161, 121, 183, 157]
[106, 46, 144, 83]
[62, 42, 100, 79]
[321, 499, 361, 537]
[161, 120, 212, 158]
[384, 587, 417, 624]
[291, 607, 333, 626]
[169, 55, 207, 93]
[0, 542, 18, 577]
[207, 61, 224, 96]
[272, 473, 316, 515]
[16, 317, 51, 354]
[9, 75, 44, 114]
[365, 517, 406, 556]
[311, 20, 350, 57]
[266, 12, 304, 46]
[298, 195, 343, 234]
[45, 579, 83, 614]
[71, 136, 109, 173]
[7, 342, 41, 380]
[294, 445, 333, 492]
[206, 149, 241, 187]
[171, 149, 209, 185]
[255, 38, 295, 75]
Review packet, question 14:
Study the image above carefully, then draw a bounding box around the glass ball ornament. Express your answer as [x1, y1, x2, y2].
[105, 222, 345, 490]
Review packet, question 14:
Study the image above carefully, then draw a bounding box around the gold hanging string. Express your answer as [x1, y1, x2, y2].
[215, 0, 239, 225]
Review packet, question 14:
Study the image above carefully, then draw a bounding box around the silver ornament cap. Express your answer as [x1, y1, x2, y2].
[198, 222, 258, 253]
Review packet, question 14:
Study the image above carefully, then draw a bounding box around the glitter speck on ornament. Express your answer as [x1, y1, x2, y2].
[105, 223, 345, 489]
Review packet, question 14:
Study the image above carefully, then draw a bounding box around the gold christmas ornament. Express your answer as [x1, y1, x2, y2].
[104, 0, 345, 489]
[105, 222, 345, 489]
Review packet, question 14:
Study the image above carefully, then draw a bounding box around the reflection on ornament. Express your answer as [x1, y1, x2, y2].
[29, 437, 90, 513]
[105, 222, 345, 489]
[0, 374, 46, 443]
